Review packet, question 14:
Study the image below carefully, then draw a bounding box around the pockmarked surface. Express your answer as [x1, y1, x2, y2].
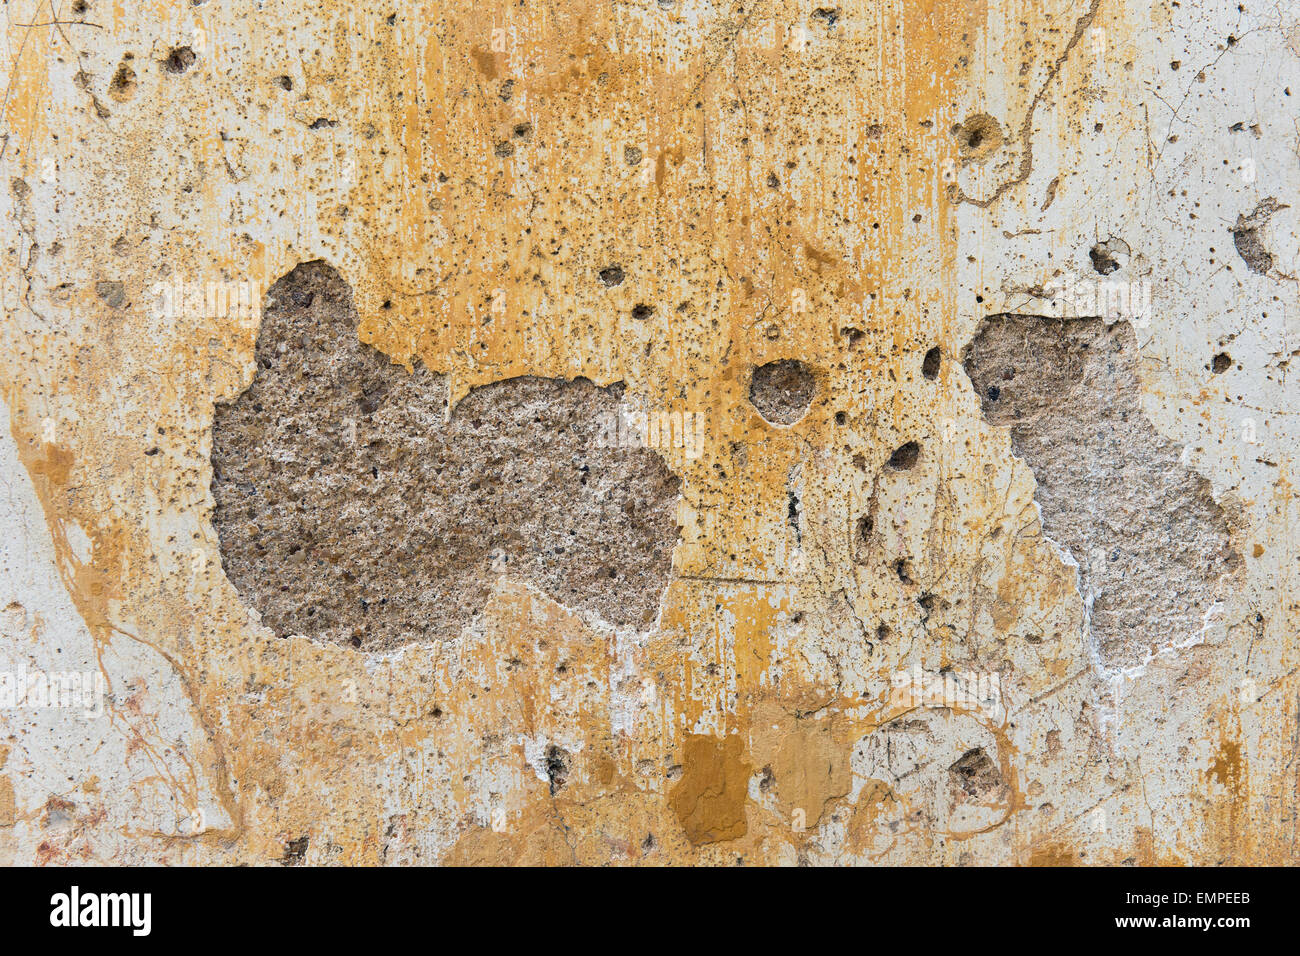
[0, 0, 1295, 865]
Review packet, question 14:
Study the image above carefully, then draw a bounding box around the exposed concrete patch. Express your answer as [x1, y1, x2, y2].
[94, 280, 127, 309]
[1232, 198, 1287, 276]
[748, 359, 816, 425]
[948, 747, 1009, 803]
[962, 315, 1242, 673]
[211, 261, 682, 650]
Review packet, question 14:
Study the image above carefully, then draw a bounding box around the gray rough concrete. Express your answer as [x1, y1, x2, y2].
[212, 262, 682, 648]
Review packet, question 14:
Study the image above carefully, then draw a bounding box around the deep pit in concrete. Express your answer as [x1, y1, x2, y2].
[749, 359, 816, 425]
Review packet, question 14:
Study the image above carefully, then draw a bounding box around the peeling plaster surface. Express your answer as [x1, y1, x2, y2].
[0, 0, 1296, 865]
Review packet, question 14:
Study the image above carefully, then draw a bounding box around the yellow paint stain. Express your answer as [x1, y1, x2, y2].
[1209, 735, 1244, 791]
[668, 733, 751, 846]
[1027, 841, 1079, 866]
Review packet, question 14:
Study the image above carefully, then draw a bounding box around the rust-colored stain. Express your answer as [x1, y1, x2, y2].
[1209, 735, 1244, 792]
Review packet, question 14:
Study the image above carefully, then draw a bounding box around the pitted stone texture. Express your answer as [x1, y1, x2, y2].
[963, 315, 1241, 671]
[211, 261, 681, 649]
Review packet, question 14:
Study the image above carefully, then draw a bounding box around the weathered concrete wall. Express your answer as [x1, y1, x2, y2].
[0, 0, 1295, 864]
